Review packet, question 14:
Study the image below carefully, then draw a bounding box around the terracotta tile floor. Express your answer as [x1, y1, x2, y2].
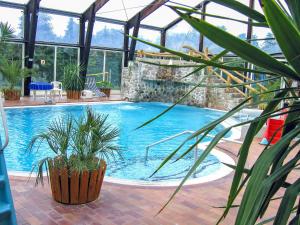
[9, 139, 298, 225]
[3, 94, 123, 107]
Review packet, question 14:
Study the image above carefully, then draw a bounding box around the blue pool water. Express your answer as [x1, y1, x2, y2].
[1, 102, 230, 182]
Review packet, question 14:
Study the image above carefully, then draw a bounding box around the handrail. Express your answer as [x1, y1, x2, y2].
[145, 130, 242, 162]
[145, 130, 196, 162]
[145, 130, 199, 177]
[212, 70, 247, 97]
[0, 98, 9, 152]
[146, 130, 194, 149]
[145, 129, 242, 177]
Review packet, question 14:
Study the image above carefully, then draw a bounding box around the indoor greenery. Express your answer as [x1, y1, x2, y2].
[62, 63, 84, 92]
[0, 59, 32, 91]
[96, 81, 113, 89]
[28, 107, 120, 185]
[133, 0, 300, 224]
[0, 22, 14, 48]
[250, 79, 281, 110]
[0, 22, 33, 97]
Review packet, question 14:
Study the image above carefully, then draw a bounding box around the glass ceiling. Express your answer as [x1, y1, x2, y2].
[40, 0, 96, 13]
[2, 0, 263, 28]
[142, 0, 202, 27]
[3, 0, 208, 26]
[96, 0, 154, 21]
[3, 0, 29, 4]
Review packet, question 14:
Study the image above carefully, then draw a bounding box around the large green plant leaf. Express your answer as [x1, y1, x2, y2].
[261, 0, 300, 75]
[285, 0, 300, 29]
[219, 90, 289, 222]
[0, 22, 14, 42]
[274, 177, 300, 225]
[258, 101, 300, 217]
[235, 126, 300, 225]
[170, 7, 300, 81]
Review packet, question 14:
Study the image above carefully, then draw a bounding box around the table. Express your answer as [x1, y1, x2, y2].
[29, 82, 53, 100]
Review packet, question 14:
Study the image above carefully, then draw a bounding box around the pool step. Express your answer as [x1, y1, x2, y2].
[0, 203, 12, 221]
[0, 175, 5, 186]
[0, 98, 17, 225]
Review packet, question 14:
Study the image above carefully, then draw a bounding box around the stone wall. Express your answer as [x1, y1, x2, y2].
[121, 59, 244, 110]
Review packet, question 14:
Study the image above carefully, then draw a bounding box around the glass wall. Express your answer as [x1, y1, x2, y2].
[105, 51, 123, 89]
[92, 22, 123, 49]
[56, 47, 78, 81]
[87, 50, 104, 76]
[136, 28, 160, 52]
[204, 1, 248, 54]
[166, 21, 200, 52]
[33, 45, 55, 82]
[252, 2, 280, 54]
[0, 7, 23, 38]
[87, 50, 123, 89]
[36, 13, 79, 44]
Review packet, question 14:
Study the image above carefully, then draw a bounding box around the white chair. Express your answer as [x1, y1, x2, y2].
[50, 81, 63, 99]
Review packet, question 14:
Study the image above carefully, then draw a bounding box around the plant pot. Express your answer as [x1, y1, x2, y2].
[3, 89, 21, 101]
[100, 88, 111, 97]
[48, 160, 107, 204]
[67, 90, 81, 99]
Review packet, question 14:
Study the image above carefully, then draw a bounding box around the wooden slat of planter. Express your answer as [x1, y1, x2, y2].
[70, 171, 79, 204]
[79, 171, 89, 204]
[60, 168, 69, 204]
[87, 170, 98, 202]
[95, 160, 107, 197]
[51, 168, 62, 202]
[48, 160, 55, 196]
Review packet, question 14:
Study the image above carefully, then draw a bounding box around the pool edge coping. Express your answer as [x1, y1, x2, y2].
[8, 148, 235, 187]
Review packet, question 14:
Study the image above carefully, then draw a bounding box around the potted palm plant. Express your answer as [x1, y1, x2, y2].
[29, 107, 120, 204]
[62, 64, 84, 99]
[96, 81, 113, 97]
[0, 59, 32, 100]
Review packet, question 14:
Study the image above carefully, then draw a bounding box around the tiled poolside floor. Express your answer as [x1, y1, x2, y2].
[3, 94, 123, 107]
[10, 139, 298, 225]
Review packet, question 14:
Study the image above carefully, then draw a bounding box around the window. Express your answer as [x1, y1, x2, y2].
[92, 22, 123, 49]
[33, 45, 55, 82]
[204, 1, 248, 53]
[36, 13, 79, 44]
[105, 51, 123, 89]
[0, 7, 23, 38]
[252, 1, 281, 54]
[136, 28, 160, 52]
[166, 21, 199, 51]
[56, 47, 78, 82]
[87, 50, 104, 80]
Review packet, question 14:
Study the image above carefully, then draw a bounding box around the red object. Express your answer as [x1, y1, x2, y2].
[262, 118, 285, 144]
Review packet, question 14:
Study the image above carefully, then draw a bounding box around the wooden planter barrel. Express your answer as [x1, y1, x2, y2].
[48, 160, 107, 204]
[3, 89, 21, 101]
[99, 88, 111, 97]
[66, 90, 81, 99]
